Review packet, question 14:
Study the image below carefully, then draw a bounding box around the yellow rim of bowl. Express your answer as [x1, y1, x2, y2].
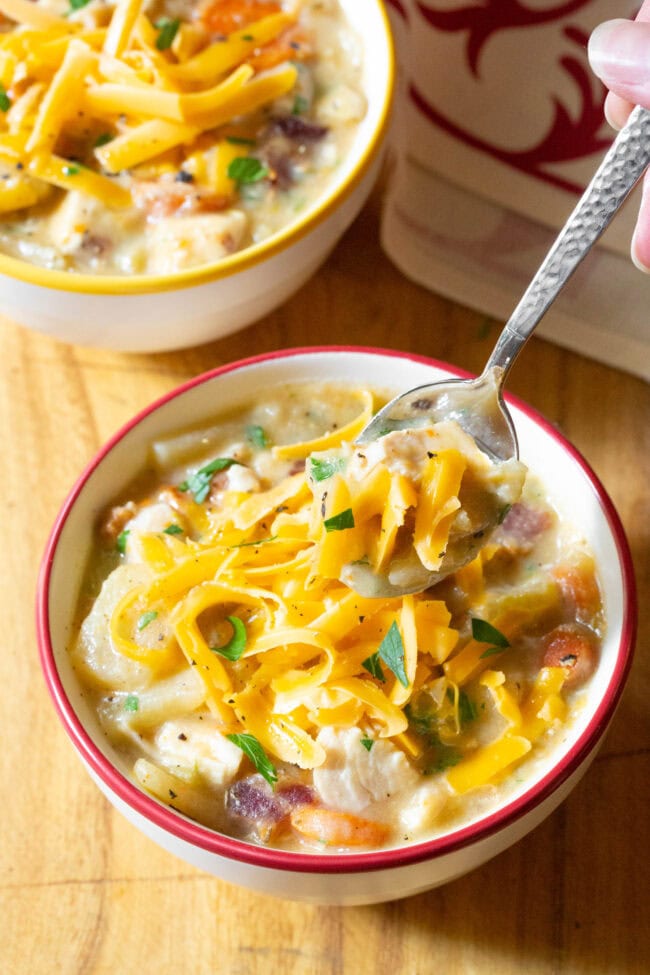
[0, 2, 395, 296]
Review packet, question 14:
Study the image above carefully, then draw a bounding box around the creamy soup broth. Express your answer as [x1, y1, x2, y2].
[71, 383, 604, 852]
[0, 0, 365, 274]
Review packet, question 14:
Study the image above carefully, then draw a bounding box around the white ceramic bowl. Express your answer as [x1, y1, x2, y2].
[37, 348, 637, 905]
[0, 3, 393, 353]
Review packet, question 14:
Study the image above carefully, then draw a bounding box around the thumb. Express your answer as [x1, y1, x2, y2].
[588, 19, 650, 108]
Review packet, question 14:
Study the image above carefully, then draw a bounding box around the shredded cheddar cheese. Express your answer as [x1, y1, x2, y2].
[0, 0, 301, 211]
[95, 390, 572, 800]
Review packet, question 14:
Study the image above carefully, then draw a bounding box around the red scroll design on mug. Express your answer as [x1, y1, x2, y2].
[409, 7, 612, 195]
[416, 0, 594, 75]
[385, 0, 409, 21]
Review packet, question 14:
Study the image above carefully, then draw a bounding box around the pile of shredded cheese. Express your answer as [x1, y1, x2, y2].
[0, 0, 303, 213]
[107, 389, 569, 797]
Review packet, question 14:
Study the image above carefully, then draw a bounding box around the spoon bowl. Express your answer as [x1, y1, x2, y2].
[344, 105, 650, 598]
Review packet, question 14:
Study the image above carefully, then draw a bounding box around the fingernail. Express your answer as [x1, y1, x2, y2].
[588, 19, 650, 85]
[631, 173, 650, 273]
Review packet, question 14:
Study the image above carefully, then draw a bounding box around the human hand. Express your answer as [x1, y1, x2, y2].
[589, 1, 650, 271]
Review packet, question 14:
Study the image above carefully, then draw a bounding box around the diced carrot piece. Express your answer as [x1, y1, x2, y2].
[200, 0, 282, 35]
[541, 624, 598, 689]
[290, 807, 390, 847]
[246, 26, 313, 72]
[552, 558, 601, 622]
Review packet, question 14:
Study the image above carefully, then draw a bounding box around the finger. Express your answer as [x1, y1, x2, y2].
[631, 170, 650, 273]
[588, 19, 650, 107]
[603, 90, 633, 130]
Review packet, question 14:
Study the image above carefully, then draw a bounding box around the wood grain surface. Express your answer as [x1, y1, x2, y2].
[1, 191, 648, 975]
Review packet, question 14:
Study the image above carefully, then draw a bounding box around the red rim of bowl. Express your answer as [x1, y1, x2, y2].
[36, 346, 638, 875]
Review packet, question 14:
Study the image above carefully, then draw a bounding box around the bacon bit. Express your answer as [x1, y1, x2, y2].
[227, 775, 314, 841]
[130, 180, 230, 220]
[490, 502, 554, 558]
[290, 806, 391, 847]
[99, 501, 137, 544]
[542, 624, 599, 689]
[246, 25, 313, 72]
[200, 0, 282, 35]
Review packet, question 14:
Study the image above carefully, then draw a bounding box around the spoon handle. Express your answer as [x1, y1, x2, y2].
[484, 104, 650, 380]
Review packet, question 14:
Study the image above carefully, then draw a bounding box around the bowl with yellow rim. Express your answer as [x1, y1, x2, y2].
[37, 347, 636, 904]
[0, 0, 393, 352]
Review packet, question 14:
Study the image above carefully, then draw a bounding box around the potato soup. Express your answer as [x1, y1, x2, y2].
[70, 383, 604, 852]
[0, 0, 366, 274]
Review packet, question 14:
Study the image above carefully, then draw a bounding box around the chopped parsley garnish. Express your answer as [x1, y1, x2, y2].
[360, 737, 374, 752]
[309, 456, 345, 482]
[229, 535, 278, 549]
[323, 508, 354, 532]
[378, 620, 409, 687]
[93, 132, 113, 148]
[123, 694, 139, 712]
[178, 457, 240, 503]
[163, 524, 183, 535]
[155, 17, 180, 51]
[241, 33, 254, 40]
[0, 84, 11, 113]
[227, 156, 269, 185]
[472, 617, 510, 658]
[62, 164, 81, 176]
[362, 651, 385, 682]
[292, 94, 309, 115]
[226, 136, 256, 147]
[455, 689, 477, 726]
[424, 748, 461, 774]
[404, 703, 434, 739]
[137, 610, 158, 631]
[116, 529, 130, 553]
[246, 424, 269, 449]
[227, 732, 277, 787]
[69, 0, 92, 9]
[211, 616, 247, 661]
[497, 503, 512, 525]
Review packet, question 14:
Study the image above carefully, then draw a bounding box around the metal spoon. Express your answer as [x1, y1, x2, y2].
[344, 104, 650, 598]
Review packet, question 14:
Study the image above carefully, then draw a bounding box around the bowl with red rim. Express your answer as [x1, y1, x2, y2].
[36, 347, 636, 904]
[0, 0, 393, 353]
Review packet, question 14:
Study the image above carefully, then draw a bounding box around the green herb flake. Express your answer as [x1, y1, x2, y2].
[241, 33, 254, 40]
[479, 645, 507, 659]
[457, 690, 477, 725]
[227, 156, 269, 185]
[69, 0, 92, 10]
[62, 164, 81, 176]
[211, 616, 247, 661]
[292, 94, 309, 115]
[362, 651, 385, 683]
[424, 749, 461, 774]
[123, 694, 139, 712]
[229, 535, 278, 549]
[378, 620, 409, 687]
[226, 731, 277, 786]
[116, 529, 130, 554]
[137, 610, 158, 631]
[324, 508, 354, 532]
[0, 84, 11, 113]
[155, 17, 180, 51]
[360, 737, 374, 752]
[178, 456, 240, 503]
[309, 456, 345, 482]
[472, 617, 510, 658]
[93, 132, 113, 148]
[226, 135, 256, 147]
[246, 424, 269, 449]
[497, 503, 512, 525]
[163, 524, 183, 535]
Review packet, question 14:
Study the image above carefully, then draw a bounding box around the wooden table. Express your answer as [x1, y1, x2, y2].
[2, 190, 649, 974]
